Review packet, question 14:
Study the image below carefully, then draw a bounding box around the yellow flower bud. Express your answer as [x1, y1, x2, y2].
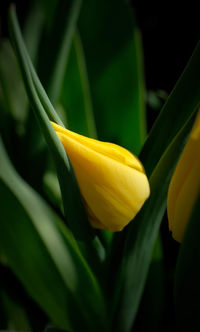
[51, 122, 150, 231]
[167, 110, 200, 242]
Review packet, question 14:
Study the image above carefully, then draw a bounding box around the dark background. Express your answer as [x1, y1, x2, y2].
[1, 0, 199, 94]
[134, 1, 199, 93]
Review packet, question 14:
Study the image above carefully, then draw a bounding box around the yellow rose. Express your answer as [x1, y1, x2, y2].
[167, 110, 200, 242]
[51, 122, 150, 232]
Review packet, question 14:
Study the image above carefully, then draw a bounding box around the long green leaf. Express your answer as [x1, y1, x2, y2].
[8, 6, 105, 266]
[23, 1, 44, 64]
[78, 0, 146, 154]
[25, 46, 64, 127]
[0, 3, 45, 191]
[48, 0, 82, 104]
[140, 41, 200, 177]
[60, 30, 97, 138]
[0, 40, 28, 124]
[0, 139, 106, 332]
[133, 236, 165, 332]
[36, 0, 81, 105]
[110, 40, 200, 331]
[174, 193, 200, 332]
[38, 0, 58, 30]
[113, 114, 196, 332]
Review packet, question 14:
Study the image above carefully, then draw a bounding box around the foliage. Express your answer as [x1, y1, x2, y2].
[0, 1, 199, 331]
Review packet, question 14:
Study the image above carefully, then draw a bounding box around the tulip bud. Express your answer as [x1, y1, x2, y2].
[167, 110, 200, 242]
[51, 122, 150, 231]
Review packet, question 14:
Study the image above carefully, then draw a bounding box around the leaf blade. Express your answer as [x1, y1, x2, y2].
[140, 41, 200, 176]
[60, 30, 97, 138]
[113, 114, 196, 332]
[48, 0, 82, 104]
[174, 193, 200, 332]
[0, 139, 106, 331]
[78, 0, 147, 154]
[8, 5, 105, 267]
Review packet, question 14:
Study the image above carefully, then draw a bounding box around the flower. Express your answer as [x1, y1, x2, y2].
[51, 122, 150, 232]
[167, 110, 200, 242]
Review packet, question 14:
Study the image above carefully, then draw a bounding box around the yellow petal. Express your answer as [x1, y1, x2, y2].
[167, 110, 200, 242]
[51, 122, 144, 172]
[51, 122, 150, 231]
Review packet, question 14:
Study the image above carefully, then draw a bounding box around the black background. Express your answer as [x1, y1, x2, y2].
[1, 0, 199, 94]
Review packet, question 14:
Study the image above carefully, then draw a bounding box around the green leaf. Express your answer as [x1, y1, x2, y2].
[110, 41, 200, 331]
[0, 40, 28, 124]
[0, 40, 30, 185]
[113, 114, 196, 332]
[37, 0, 81, 105]
[0, 139, 106, 332]
[60, 30, 97, 138]
[38, 0, 58, 30]
[8, 6, 105, 266]
[48, 0, 82, 104]
[0, 3, 45, 194]
[23, 1, 44, 65]
[174, 193, 200, 332]
[140, 41, 200, 177]
[43, 170, 62, 208]
[134, 236, 165, 332]
[78, 0, 146, 154]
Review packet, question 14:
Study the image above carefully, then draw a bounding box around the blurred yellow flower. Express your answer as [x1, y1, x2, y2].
[167, 110, 200, 242]
[51, 122, 150, 231]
